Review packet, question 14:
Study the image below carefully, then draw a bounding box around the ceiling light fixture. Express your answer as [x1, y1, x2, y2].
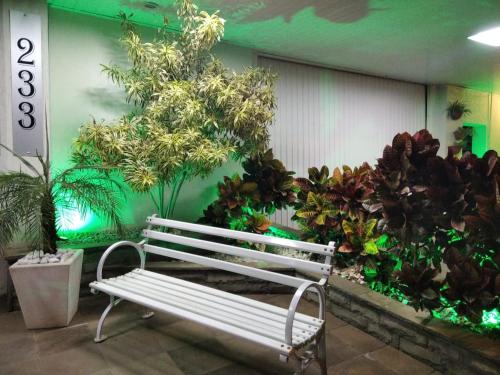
[468, 26, 500, 47]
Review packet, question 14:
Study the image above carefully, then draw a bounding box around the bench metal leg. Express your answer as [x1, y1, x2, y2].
[94, 296, 121, 343]
[317, 329, 327, 375]
[293, 353, 305, 375]
[292, 350, 314, 375]
[291, 328, 327, 375]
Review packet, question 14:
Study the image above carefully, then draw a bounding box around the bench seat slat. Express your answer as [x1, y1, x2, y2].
[128, 271, 319, 331]
[142, 229, 331, 275]
[143, 244, 311, 289]
[90, 273, 323, 351]
[90, 281, 295, 354]
[119, 273, 318, 337]
[104, 277, 314, 344]
[134, 269, 322, 327]
[146, 216, 334, 256]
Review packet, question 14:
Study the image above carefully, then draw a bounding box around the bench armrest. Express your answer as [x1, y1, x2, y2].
[96, 240, 146, 282]
[285, 281, 326, 346]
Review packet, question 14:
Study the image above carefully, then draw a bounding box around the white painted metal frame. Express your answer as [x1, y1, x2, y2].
[146, 216, 334, 256]
[91, 216, 335, 375]
[142, 229, 332, 276]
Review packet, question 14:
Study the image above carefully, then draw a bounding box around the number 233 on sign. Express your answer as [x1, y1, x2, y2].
[15, 37, 36, 129]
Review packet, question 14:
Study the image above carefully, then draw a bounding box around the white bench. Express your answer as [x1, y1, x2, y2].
[90, 215, 334, 374]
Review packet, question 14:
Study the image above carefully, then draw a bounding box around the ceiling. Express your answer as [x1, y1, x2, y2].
[47, 0, 500, 93]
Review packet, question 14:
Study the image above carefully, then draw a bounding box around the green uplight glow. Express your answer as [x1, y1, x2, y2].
[57, 202, 94, 232]
[363, 266, 378, 281]
[482, 308, 500, 326]
[267, 226, 299, 240]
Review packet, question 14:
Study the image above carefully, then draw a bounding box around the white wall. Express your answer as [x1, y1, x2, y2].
[427, 85, 493, 156]
[491, 93, 500, 152]
[259, 57, 426, 227]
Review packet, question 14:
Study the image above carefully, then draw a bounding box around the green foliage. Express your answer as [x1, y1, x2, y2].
[339, 218, 379, 255]
[216, 175, 258, 217]
[199, 149, 295, 237]
[330, 163, 375, 221]
[292, 129, 499, 331]
[0, 144, 123, 255]
[230, 210, 272, 235]
[294, 192, 339, 243]
[395, 262, 441, 312]
[73, 0, 276, 218]
[292, 162, 381, 264]
[368, 130, 500, 320]
[292, 166, 339, 244]
[242, 149, 296, 214]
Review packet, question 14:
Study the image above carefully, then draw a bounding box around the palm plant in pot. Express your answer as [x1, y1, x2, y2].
[0, 143, 123, 329]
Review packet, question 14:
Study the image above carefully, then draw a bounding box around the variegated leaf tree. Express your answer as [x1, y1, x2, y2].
[72, 0, 276, 218]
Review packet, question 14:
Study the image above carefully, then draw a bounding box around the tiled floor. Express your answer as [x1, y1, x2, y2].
[0, 294, 442, 375]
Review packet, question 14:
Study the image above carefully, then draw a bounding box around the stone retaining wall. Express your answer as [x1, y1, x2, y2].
[304, 274, 500, 375]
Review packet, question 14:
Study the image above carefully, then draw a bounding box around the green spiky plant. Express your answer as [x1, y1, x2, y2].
[72, 0, 276, 219]
[0, 140, 123, 256]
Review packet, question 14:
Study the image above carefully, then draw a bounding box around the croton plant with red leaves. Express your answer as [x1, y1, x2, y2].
[371, 130, 499, 322]
[199, 130, 499, 327]
[199, 149, 296, 236]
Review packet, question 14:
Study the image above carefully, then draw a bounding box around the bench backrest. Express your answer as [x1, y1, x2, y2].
[141, 216, 335, 288]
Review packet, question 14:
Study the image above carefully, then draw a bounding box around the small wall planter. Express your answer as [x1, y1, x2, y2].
[10, 249, 83, 329]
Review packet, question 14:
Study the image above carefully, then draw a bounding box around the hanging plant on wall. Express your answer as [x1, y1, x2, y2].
[72, 0, 277, 218]
[446, 100, 471, 121]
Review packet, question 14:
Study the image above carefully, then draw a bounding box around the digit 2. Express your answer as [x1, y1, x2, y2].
[17, 38, 34, 65]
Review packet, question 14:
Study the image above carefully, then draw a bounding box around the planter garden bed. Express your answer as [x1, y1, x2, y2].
[304, 273, 500, 375]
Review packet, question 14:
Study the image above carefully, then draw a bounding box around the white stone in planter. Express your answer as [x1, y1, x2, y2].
[9, 249, 83, 329]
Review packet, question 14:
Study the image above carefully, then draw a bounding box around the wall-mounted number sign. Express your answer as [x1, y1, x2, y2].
[10, 10, 44, 156]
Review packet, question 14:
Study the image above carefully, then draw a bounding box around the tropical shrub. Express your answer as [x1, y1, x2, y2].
[199, 149, 295, 236]
[330, 163, 375, 221]
[292, 166, 340, 244]
[198, 128, 498, 330]
[73, 0, 276, 218]
[368, 130, 499, 320]
[242, 149, 296, 214]
[290, 129, 499, 330]
[293, 191, 340, 244]
[293, 164, 383, 261]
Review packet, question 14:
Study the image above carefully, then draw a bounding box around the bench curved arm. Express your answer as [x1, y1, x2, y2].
[285, 281, 326, 346]
[97, 240, 146, 282]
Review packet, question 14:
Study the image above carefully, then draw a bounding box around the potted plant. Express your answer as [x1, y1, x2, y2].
[0, 143, 123, 329]
[446, 100, 471, 120]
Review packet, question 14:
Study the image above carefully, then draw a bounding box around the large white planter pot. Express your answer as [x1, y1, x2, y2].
[9, 249, 83, 329]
